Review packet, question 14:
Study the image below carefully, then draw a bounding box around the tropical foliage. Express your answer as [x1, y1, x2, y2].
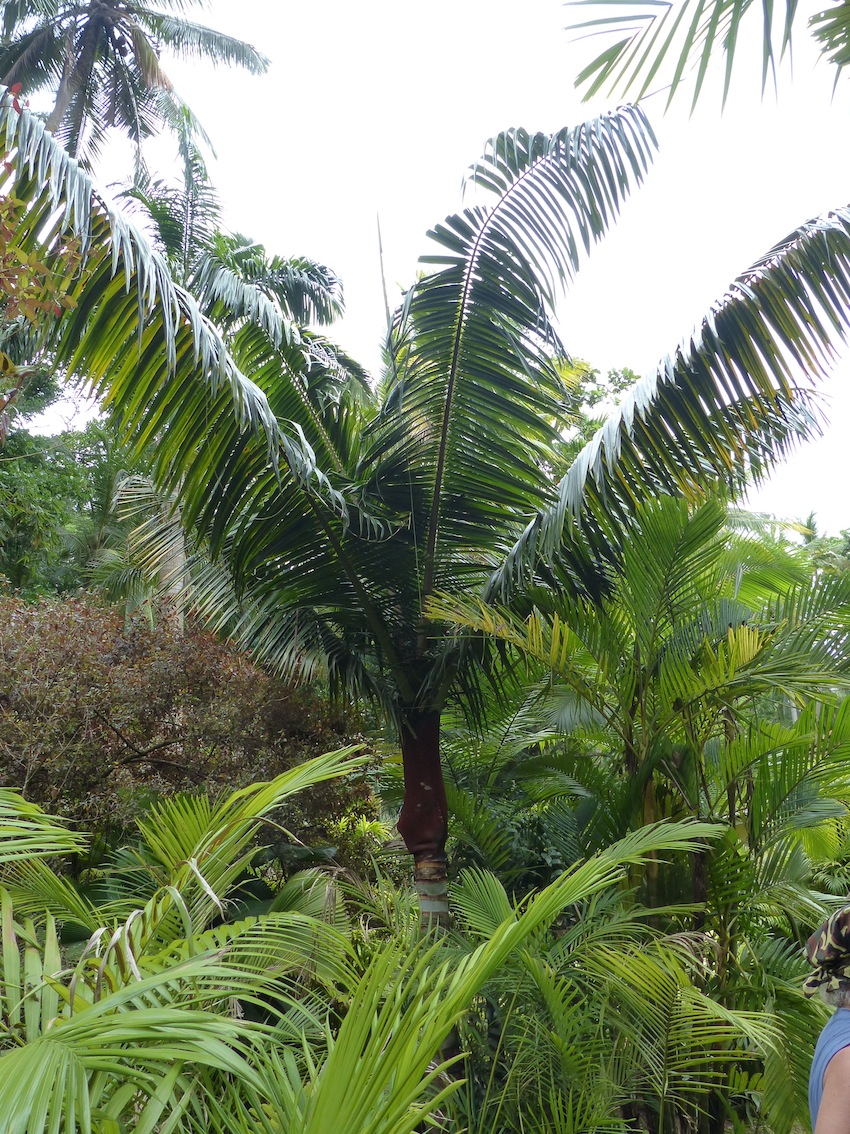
[5, 81, 850, 924]
[4, 11, 850, 1129]
[431, 495, 850, 1130]
[3, 777, 788, 1134]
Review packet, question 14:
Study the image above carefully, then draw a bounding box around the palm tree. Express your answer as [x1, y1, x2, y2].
[121, 120, 344, 328]
[6, 93, 850, 925]
[0, 0, 267, 165]
[106, 125, 348, 624]
[430, 495, 850, 858]
[568, 0, 850, 107]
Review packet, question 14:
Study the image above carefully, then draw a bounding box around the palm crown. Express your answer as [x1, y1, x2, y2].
[0, 0, 268, 165]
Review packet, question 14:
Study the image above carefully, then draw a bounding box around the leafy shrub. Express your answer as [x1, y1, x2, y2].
[0, 592, 371, 860]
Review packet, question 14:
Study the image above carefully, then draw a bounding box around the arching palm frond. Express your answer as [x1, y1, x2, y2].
[198, 237, 344, 328]
[0, 906, 266, 1134]
[811, 1, 850, 69]
[129, 748, 366, 933]
[139, 11, 269, 73]
[0, 96, 381, 551]
[492, 209, 850, 596]
[568, 0, 847, 108]
[363, 107, 658, 606]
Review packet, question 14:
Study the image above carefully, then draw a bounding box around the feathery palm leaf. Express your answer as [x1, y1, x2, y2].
[0, 791, 86, 867]
[365, 108, 657, 606]
[492, 209, 850, 595]
[568, 0, 849, 108]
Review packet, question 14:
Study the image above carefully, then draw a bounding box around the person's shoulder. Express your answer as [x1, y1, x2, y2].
[823, 1044, 850, 1088]
[817, 1010, 850, 1066]
[826, 1009, 850, 1035]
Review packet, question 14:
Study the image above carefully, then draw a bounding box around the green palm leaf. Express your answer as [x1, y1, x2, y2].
[0, 969, 263, 1134]
[492, 209, 850, 595]
[569, 0, 819, 108]
[365, 107, 657, 602]
[132, 747, 366, 933]
[0, 791, 86, 867]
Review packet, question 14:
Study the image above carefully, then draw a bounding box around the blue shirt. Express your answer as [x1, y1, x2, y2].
[810, 1007, 850, 1128]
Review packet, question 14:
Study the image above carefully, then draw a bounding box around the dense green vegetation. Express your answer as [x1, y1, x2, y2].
[3, 1, 850, 1130]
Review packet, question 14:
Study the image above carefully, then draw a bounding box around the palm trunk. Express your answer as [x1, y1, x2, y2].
[396, 709, 449, 931]
[158, 509, 187, 634]
[46, 30, 78, 135]
[46, 79, 75, 135]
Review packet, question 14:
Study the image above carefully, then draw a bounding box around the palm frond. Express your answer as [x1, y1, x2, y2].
[365, 106, 657, 601]
[133, 747, 366, 932]
[569, 0, 803, 108]
[811, 1, 850, 69]
[492, 208, 850, 596]
[0, 790, 86, 867]
[140, 14, 269, 73]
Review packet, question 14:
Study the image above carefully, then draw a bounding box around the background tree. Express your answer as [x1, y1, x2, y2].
[120, 121, 344, 329]
[0, 0, 268, 167]
[0, 591, 368, 859]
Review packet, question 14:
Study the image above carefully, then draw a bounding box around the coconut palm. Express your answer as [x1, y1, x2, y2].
[5, 93, 850, 925]
[0, 0, 268, 165]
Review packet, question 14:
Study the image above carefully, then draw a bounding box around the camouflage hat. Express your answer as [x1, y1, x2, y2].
[803, 907, 850, 998]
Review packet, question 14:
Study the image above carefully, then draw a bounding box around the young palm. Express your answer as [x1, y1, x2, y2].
[431, 496, 850, 839]
[1, 767, 724, 1134]
[430, 497, 850, 1130]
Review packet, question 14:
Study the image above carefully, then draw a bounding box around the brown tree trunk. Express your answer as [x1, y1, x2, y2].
[396, 709, 449, 931]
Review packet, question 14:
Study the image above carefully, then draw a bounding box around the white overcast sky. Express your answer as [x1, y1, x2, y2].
[77, 0, 850, 534]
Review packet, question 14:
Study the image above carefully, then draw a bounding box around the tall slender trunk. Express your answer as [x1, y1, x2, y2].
[158, 506, 187, 634]
[396, 708, 449, 931]
[46, 30, 78, 135]
[46, 78, 75, 135]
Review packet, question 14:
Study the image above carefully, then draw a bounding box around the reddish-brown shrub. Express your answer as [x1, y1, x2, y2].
[0, 593, 370, 857]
